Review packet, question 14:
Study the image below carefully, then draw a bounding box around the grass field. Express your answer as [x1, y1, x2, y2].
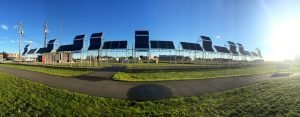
[114, 65, 281, 81]
[0, 72, 299, 116]
[0, 64, 92, 77]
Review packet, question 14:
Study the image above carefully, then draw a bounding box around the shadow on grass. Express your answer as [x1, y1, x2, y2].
[271, 72, 292, 77]
[127, 84, 172, 101]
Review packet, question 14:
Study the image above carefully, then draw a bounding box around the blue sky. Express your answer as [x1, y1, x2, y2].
[1, 0, 300, 60]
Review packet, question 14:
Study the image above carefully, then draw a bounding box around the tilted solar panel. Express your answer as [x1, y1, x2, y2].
[135, 30, 149, 35]
[111, 41, 119, 49]
[37, 48, 46, 54]
[150, 41, 175, 49]
[158, 41, 168, 49]
[256, 48, 262, 57]
[22, 44, 30, 55]
[88, 33, 102, 50]
[74, 34, 85, 39]
[227, 41, 239, 55]
[48, 39, 56, 44]
[201, 36, 212, 42]
[251, 52, 258, 56]
[180, 42, 202, 51]
[118, 41, 127, 49]
[227, 41, 235, 45]
[91, 32, 103, 38]
[166, 41, 175, 49]
[135, 30, 149, 49]
[214, 46, 230, 53]
[57, 45, 73, 52]
[244, 51, 252, 56]
[191, 43, 202, 51]
[27, 48, 37, 54]
[72, 35, 85, 51]
[102, 41, 127, 49]
[150, 41, 159, 48]
[203, 41, 214, 52]
[180, 42, 190, 50]
[102, 41, 112, 49]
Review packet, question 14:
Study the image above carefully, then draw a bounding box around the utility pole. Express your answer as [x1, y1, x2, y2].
[44, 22, 48, 48]
[18, 22, 23, 63]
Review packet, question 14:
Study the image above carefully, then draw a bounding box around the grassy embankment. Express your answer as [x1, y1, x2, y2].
[114, 65, 283, 81]
[0, 72, 299, 116]
[0, 64, 92, 77]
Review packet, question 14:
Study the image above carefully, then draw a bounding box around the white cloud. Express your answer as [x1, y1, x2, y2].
[0, 24, 8, 31]
[23, 40, 33, 44]
[216, 35, 221, 39]
[13, 25, 18, 29]
[10, 40, 16, 43]
[10, 40, 33, 44]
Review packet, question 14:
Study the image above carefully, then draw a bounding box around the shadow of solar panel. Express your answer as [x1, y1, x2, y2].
[27, 48, 37, 54]
[150, 41, 159, 48]
[88, 33, 102, 50]
[119, 41, 127, 49]
[214, 46, 230, 53]
[57, 45, 73, 52]
[102, 41, 112, 49]
[135, 31, 149, 49]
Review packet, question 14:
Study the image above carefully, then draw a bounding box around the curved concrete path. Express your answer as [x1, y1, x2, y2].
[0, 66, 295, 100]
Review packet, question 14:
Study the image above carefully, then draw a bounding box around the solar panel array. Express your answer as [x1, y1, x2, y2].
[73, 34, 85, 51]
[251, 52, 258, 56]
[135, 31, 149, 49]
[88, 32, 103, 50]
[257, 48, 262, 57]
[27, 48, 37, 54]
[201, 36, 214, 52]
[22, 44, 30, 55]
[214, 46, 230, 53]
[37, 39, 56, 54]
[102, 41, 127, 49]
[236, 43, 245, 55]
[57, 45, 73, 52]
[150, 41, 175, 49]
[227, 41, 239, 55]
[180, 42, 203, 51]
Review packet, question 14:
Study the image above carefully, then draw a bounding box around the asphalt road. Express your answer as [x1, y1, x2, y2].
[0, 66, 294, 100]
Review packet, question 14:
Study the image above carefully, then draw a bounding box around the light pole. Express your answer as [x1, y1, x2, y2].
[18, 22, 23, 63]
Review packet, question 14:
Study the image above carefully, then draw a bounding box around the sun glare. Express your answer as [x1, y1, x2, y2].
[269, 18, 300, 61]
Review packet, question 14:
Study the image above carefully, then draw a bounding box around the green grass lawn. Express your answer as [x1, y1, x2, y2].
[114, 65, 281, 81]
[0, 64, 92, 77]
[1, 72, 299, 116]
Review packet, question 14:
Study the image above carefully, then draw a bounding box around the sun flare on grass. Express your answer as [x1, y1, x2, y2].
[269, 18, 300, 61]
